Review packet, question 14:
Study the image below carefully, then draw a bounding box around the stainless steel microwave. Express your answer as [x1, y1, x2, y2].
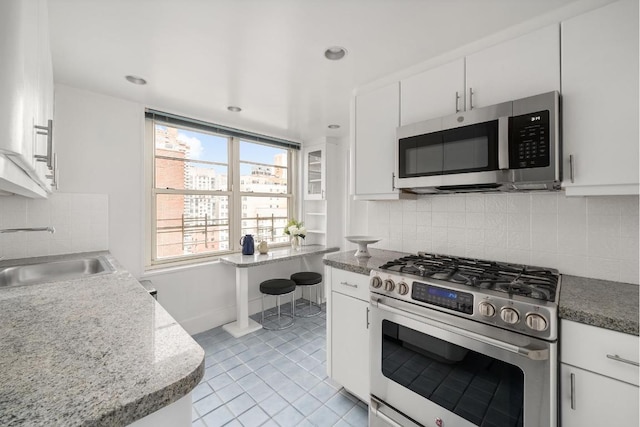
[396, 91, 561, 193]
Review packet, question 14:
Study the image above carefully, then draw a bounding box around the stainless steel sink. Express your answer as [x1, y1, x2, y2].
[0, 256, 115, 288]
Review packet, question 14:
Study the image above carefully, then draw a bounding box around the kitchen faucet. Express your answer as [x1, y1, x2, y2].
[0, 227, 56, 234]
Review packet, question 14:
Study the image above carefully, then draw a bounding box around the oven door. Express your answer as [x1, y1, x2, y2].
[369, 295, 557, 427]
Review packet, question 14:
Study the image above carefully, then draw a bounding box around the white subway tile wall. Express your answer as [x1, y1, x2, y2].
[368, 193, 639, 285]
[0, 193, 108, 260]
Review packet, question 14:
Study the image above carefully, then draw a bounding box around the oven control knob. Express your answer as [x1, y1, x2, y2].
[370, 276, 383, 289]
[396, 282, 409, 295]
[383, 279, 395, 292]
[525, 313, 548, 331]
[478, 301, 496, 317]
[500, 307, 520, 324]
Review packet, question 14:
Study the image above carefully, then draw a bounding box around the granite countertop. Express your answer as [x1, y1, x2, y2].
[559, 275, 639, 336]
[323, 248, 406, 275]
[0, 252, 204, 426]
[221, 244, 339, 268]
[324, 249, 640, 336]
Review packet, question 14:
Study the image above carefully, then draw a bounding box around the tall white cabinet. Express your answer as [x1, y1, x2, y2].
[0, 0, 55, 197]
[353, 82, 411, 200]
[561, 0, 639, 195]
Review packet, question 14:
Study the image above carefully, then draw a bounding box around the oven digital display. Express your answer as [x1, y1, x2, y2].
[412, 282, 473, 314]
[428, 287, 457, 299]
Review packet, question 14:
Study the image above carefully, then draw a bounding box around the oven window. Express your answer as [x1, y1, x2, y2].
[381, 320, 524, 427]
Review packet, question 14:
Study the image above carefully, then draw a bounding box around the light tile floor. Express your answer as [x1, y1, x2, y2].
[191, 302, 369, 427]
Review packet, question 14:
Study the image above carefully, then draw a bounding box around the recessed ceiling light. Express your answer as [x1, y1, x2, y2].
[227, 106, 242, 112]
[125, 75, 147, 85]
[324, 46, 347, 60]
[328, 124, 341, 129]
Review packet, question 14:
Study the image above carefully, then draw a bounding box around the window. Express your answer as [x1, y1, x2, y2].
[146, 111, 299, 265]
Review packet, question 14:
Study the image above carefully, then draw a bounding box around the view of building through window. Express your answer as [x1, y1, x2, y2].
[153, 125, 291, 261]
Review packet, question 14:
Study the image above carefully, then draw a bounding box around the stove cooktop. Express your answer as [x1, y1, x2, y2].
[378, 252, 559, 303]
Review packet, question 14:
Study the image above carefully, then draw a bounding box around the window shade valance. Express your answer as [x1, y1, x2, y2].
[145, 109, 301, 150]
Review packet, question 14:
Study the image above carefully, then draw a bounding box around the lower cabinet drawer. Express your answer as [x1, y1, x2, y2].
[330, 267, 370, 302]
[560, 320, 639, 386]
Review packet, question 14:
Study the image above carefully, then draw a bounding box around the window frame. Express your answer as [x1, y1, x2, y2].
[145, 117, 297, 269]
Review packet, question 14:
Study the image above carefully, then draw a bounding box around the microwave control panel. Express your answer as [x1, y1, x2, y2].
[509, 110, 550, 169]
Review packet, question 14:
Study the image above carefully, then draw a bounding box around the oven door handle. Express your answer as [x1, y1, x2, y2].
[372, 298, 549, 361]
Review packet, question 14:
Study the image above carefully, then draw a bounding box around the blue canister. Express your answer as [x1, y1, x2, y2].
[240, 235, 254, 255]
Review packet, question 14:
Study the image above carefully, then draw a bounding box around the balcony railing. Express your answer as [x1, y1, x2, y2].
[156, 214, 289, 257]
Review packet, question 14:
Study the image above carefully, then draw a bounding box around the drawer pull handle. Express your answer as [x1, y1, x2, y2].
[606, 354, 640, 367]
[570, 373, 576, 410]
[340, 281, 358, 288]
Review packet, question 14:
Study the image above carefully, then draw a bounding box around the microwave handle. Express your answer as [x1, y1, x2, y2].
[498, 116, 509, 170]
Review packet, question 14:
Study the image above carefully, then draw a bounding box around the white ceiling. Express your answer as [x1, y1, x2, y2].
[48, 0, 579, 143]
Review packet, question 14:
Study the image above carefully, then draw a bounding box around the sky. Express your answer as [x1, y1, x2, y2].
[178, 128, 286, 169]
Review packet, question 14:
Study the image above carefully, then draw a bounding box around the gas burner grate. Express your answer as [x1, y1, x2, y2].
[379, 252, 559, 302]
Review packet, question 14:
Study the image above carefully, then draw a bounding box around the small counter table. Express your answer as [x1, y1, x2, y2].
[219, 245, 339, 337]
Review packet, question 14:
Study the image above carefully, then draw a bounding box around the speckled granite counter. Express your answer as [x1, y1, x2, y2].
[0, 252, 204, 426]
[322, 248, 406, 275]
[324, 249, 640, 336]
[220, 244, 339, 267]
[559, 275, 639, 336]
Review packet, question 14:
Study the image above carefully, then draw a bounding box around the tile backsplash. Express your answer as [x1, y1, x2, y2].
[368, 193, 639, 284]
[0, 193, 108, 260]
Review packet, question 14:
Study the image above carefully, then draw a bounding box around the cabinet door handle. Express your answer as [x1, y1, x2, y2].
[321, 189, 325, 199]
[606, 354, 640, 367]
[469, 87, 474, 110]
[391, 172, 395, 191]
[45, 153, 58, 190]
[34, 119, 54, 169]
[569, 154, 575, 183]
[570, 373, 576, 410]
[366, 307, 370, 329]
[455, 91, 461, 113]
[340, 281, 358, 288]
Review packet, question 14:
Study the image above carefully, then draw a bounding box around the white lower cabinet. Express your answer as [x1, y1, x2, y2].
[560, 320, 639, 427]
[560, 364, 639, 427]
[326, 266, 370, 402]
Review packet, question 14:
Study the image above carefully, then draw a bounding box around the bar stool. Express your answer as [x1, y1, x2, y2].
[259, 278, 296, 330]
[290, 272, 323, 317]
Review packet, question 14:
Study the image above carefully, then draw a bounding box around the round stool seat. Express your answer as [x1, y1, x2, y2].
[290, 272, 323, 318]
[260, 278, 296, 295]
[290, 272, 322, 286]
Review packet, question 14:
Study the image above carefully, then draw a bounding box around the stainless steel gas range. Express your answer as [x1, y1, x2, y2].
[368, 252, 561, 427]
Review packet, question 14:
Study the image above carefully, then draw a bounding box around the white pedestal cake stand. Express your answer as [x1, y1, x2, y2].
[345, 236, 381, 258]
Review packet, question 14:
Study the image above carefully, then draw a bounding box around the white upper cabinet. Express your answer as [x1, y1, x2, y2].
[399, 25, 559, 127]
[561, 0, 639, 196]
[354, 82, 409, 199]
[0, 0, 54, 197]
[400, 58, 465, 125]
[303, 145, 325, 200]
[465, 24, 560, 109]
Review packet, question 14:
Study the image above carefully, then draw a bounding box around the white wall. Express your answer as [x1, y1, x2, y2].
[0, 193, 108, 259]
[367, 193, 639, 284]
[54, 85, 145, 277]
